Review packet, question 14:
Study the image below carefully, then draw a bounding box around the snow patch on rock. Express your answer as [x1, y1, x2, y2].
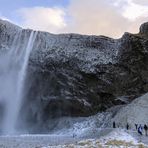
[51, 112, 112, 137]
[112, 93, 148, 128]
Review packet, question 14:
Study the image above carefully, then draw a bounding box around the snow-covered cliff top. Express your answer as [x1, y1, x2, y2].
[0, 19, 120, 73]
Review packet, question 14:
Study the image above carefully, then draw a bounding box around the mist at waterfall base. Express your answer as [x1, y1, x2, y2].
[0, 30, 37, 135]
[0, 28, 111, 136]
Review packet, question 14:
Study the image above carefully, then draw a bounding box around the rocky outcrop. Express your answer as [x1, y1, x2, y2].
[140, 22, 148, 35]
[0, 19, 148, 132]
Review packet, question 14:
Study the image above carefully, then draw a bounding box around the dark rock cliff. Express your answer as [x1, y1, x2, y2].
[0, 19, 148, 132]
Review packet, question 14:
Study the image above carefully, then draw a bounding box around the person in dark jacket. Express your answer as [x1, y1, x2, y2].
[144, 124, 148, 136]
[126, 123, 129, 130]
[135, 124, 138, 130]
[138, 125, 143, 142]
[113, 121, 116, 128]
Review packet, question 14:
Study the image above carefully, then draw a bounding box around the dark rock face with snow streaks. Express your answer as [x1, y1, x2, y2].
[0, 19, 148, 131]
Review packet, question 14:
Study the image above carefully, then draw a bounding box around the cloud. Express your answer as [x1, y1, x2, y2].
[122, 0, 148, 20]
[16, 0, 148, 38]
[18, 7, 66, 33]
[62, 0, 148, 38]
[62, 0, 130, 37]
[126, 15, 148, 34]
[132, 0, 148, 5]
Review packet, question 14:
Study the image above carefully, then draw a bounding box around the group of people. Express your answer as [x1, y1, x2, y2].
[113, 122, 148, 136]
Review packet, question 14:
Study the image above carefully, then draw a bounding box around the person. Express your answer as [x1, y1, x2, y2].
[138, 125, 143, 142]
[113, 121, 116, 128]
[144, 124, 148, 136]
[126, 123, 129, 130]
[135, 124, 138, 130]
[138, 125, 143, 136]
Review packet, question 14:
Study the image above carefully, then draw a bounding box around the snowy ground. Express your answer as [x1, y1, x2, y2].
[43, 129, 148, 148]
[0, 134, 82, 148]
[0, 111, 148, 148]
[0, 129, 147, 148]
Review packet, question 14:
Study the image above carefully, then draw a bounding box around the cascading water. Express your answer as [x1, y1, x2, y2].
[0, 30, 37, 134]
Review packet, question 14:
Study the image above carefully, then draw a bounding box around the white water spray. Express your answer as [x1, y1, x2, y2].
[0, 31, 37, 134]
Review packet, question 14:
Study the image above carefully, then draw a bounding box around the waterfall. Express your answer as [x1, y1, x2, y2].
[0, 30, 37, 134]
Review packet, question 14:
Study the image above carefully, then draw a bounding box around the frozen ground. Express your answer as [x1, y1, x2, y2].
[44, 129, 148, 148]
[0, 134, 81, 148]
[0, 129, 148, 148]
[0, 129, 110, 148]
[0, 110, 148, 148]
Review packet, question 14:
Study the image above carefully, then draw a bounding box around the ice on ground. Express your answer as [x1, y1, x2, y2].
[0, 129, 147, 148]
[51, 112, 112, 139]
[43, 129, 148, 148]
[99, 129, 137, 144]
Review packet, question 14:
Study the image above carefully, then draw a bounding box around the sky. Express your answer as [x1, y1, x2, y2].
[0, 0, 148, 38]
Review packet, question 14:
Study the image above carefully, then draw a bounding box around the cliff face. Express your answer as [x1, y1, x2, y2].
[0, 19, 148, 132]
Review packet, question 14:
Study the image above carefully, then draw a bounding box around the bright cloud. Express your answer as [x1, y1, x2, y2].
[62, 0, 148, 38]
[123, 0, 148, 20]
[16, 0, 148, 38]
[18, 7, 66, 33]
[63, 0, 130, 37]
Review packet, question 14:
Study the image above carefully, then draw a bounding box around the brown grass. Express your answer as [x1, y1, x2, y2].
[105, 139, 135, 147]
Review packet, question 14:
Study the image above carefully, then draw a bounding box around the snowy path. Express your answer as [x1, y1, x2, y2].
[0, 129, 147, 148]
